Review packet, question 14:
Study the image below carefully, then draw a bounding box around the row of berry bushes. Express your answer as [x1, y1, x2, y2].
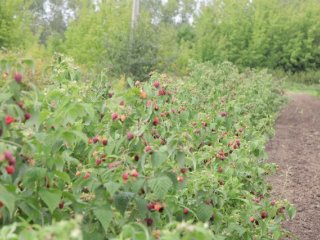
[0, 60, 294, 239]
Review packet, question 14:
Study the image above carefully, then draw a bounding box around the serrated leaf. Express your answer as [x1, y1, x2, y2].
[93, 208, 112, 234]
[148, 176, 173, 199]
[0, 185, 15, 217]
[151, 151, 168, 168]
[196, 204, 213, 222]
[176, 151, 185, 167]
[104, 181, 121, 196]
[39, 189, 62, 214]
[22, 167, 47, 186]
[114, 192, 134, 215]
[135, 198, 148, 217]
[54, 171, 71, 183]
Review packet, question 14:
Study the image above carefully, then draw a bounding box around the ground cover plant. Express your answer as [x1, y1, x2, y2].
[0, 59, 295, 239]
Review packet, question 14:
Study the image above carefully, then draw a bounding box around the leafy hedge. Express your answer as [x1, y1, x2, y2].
[0, 61, 294, 239]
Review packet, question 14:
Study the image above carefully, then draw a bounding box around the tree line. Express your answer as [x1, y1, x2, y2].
[1, 0, 319, 78]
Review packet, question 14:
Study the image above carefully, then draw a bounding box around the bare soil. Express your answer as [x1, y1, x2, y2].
[266, 93, 320, 240]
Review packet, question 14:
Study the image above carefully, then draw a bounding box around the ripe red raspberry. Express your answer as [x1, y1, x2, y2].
[127, 132, 134, 140]
[6, 165, 15, 175]
[5, 115, 14, 125]
[183, 208, 189, 214]
[59, 201, 64, 209]
[102, 138, 108, 146]
[131, 169, 139, 178]
[152, 117, 159, 126]
[144, 218, 153, 226]
[153, 81, 160, 88]
[144, 145, 152, 153]
[122, 172, 129, 183]
[24, 112, 31, 120]
[95, 159, 102, 166]
[111, 113, 118, 120]
[261, 211, 268, 219]
[83, 172, 91, 179]
[14, 72, 23, 83]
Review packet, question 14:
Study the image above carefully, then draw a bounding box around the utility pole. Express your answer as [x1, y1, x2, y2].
[131, 0, 140, 32]
[128, 0, 140, 77]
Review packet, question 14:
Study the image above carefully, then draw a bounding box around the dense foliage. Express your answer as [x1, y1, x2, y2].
[0, 58, 295, 239]
[195, 0, 320, 73]
[1, 0, 319, 80]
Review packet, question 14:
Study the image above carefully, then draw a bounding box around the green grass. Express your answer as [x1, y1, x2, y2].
[284, 81, 320, 97]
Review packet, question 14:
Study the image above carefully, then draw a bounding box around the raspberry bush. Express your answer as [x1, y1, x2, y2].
[0, 60, 295, 239]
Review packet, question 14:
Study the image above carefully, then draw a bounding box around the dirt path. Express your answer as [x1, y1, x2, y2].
[266, 93, 320, 240]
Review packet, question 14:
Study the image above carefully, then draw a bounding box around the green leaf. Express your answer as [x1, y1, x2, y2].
[39, 189, 62, 214]
[54, 171, 71, 183]
[196, 204, 213, 222]
[114, 192, 135, 215]
[176, 151, 186, 167]
[287, 205, 297, 219]
[93, 208, 113, 234]
[22, 167, 47, 186]
[135, 198, 148, 217]
[104, 181, 121, 196]
[151, 151, 168, 168]
[0, 185, 15, 217]
[148, 176, 173, 199]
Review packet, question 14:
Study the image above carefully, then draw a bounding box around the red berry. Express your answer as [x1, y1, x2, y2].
[134, 155, 140, 161]
[92, 137, 99, 144]
[147, 202, 155, 211]
[158, 89, 166, 96]
[83, 172, 91, 179]
[111, 113, 118, 120]
[180, 168, 188, 174]
[8, 157, 16, 166]
[59, 202, 64, 209]
[127, 132, 134, 140]
[144, 218, 153, 226]
[219, 112, 228, 117]
[14, 72, 23, 83]
[270, 200, 276, 206]
[122, 172, 129, 183]
[249, 216, 255, 223]
[261, 211, 268, 219]
[108, 92, 114, 98]
[177, 176, 184, 182]
[183, 208, 189, 214]
[131, 169, 139, 178]
[153, 81, 160, 88]
[144, 145, 152, 153]
[5, 115, 14, 125]
[5, 165, 15, 175]
[24, 112, 31, 120]
[95, 159, 102, 166]
[102, 138, 108, 146]
[4, 151, 13, 161]
[278, 206, 285, 214]
[152, 117, 159, 126]
[154, 203, 164, 212]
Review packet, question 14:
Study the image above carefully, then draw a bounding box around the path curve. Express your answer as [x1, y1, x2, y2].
[267, 93, 320, 240]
